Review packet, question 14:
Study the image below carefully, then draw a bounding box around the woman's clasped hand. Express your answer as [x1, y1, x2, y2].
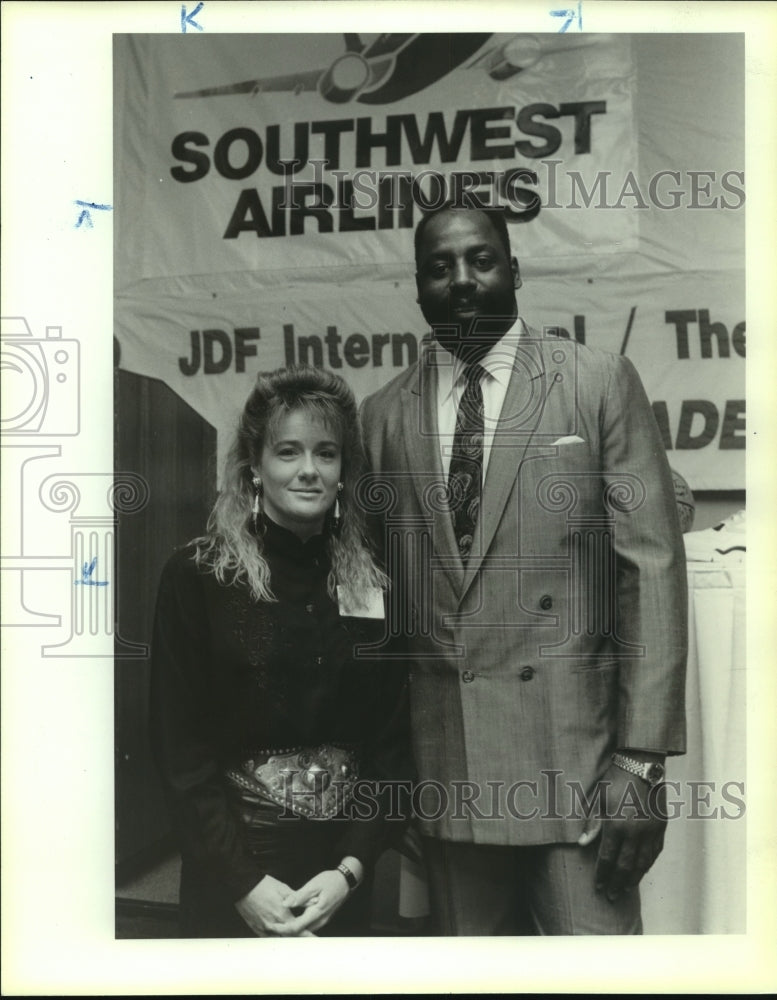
[237, 858, 360, 936]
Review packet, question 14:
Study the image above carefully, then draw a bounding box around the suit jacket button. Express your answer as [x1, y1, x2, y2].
[520, 666, 535, 681]
[539, 595, 553, 610]
[462, 670, 475, 683]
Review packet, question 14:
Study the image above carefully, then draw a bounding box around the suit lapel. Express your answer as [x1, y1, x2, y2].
[401, 356, 464, 595]
[460, 334, 566, 599]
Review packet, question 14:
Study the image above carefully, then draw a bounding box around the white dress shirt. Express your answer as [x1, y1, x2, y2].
[434, 318, 528, 480]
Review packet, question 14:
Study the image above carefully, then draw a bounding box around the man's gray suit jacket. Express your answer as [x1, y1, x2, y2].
[360, 329, 688, 846]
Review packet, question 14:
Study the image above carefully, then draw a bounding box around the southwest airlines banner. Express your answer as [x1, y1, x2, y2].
[114, 33, 745, 489]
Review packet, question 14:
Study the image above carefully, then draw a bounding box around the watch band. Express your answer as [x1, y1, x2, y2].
[337, 862, 359, 892]
[611, 752, 664, 786]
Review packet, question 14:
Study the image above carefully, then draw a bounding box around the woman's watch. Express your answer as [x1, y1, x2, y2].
[336, 862, 360, 892]
[612, 752, 665, 787]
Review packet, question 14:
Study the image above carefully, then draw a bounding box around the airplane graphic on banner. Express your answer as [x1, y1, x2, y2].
[174, 33, 552, 105]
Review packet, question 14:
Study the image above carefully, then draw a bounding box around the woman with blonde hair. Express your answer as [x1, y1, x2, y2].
[151, 365, 409, 937]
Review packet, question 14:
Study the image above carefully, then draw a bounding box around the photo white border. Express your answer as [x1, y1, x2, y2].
[2, 1, 776, 994]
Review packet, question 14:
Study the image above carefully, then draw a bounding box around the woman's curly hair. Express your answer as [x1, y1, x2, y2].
[192, 365, 386, 603]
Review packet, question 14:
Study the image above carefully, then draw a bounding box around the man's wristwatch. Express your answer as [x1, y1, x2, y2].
[612, 752, 665, 787]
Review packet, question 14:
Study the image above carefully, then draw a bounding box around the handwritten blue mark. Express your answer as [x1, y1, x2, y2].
[75, 557, 109, 587]
[75, 200, 113, 229]
[181, 2, 204, 33]
[550, 1, 582, 31]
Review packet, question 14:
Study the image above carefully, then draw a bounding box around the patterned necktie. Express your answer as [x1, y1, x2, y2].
[449, 363, 486, 562]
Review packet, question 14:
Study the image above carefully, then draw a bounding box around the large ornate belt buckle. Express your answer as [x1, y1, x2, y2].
[230, 745, 359, 820]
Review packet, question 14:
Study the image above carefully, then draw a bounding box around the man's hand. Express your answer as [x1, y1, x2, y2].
[234, 874, 315, 937]
[578, 759, 667, 902]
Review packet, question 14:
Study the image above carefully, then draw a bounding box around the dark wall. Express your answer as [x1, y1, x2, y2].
[114, 366, 217, 873]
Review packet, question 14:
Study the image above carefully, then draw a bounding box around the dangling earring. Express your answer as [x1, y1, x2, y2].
[252, 476, 263, 533]
[333, 482, 344, 530]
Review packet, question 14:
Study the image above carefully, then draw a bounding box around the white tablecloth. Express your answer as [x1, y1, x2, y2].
[641, 563, 746, 934]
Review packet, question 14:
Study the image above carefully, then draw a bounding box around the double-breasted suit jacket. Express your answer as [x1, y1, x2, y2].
[360, 326, 687, 847]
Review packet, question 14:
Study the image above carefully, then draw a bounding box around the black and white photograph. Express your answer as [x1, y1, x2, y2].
[3, 2, 777, 995]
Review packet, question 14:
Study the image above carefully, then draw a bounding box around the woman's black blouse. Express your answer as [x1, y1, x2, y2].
[150, 519, 410, 902]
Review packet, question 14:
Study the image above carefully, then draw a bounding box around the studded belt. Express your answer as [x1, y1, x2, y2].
[225, 745, 359, 821]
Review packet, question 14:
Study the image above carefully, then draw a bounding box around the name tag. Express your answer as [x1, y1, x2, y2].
[337, 585, 385, 619]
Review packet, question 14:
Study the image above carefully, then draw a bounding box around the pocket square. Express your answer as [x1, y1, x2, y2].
[552, 435, 586, 445]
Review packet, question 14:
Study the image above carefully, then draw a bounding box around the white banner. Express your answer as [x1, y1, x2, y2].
[115, 32, 745, 490]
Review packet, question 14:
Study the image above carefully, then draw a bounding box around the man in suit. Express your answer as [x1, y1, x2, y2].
[359, 204, 687, 935]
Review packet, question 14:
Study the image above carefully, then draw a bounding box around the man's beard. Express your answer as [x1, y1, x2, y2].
[420, 284, 518, 362]
[432, 311, 516, 363]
